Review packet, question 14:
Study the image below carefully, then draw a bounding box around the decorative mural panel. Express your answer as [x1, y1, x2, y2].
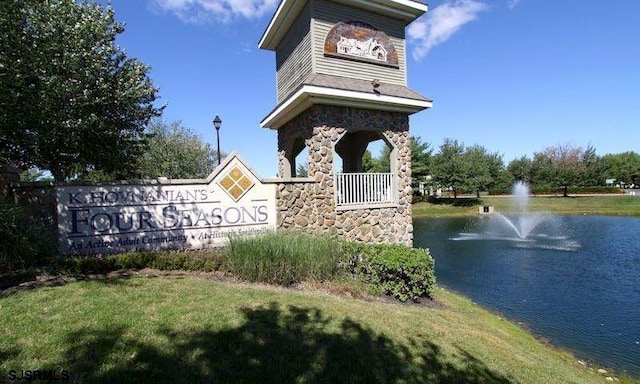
[324, 21, 399, 68]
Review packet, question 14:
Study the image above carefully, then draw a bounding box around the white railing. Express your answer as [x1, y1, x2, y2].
[334, 173, 395, 207]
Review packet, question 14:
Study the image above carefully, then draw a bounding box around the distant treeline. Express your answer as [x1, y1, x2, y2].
[364, 137, 639, 198]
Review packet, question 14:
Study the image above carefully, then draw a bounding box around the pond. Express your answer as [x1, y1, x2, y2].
[414, 215, 640, 377]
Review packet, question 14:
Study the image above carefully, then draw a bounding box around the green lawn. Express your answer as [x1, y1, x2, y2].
[413, 195, 640, 218]
[0, 274, 611, 383]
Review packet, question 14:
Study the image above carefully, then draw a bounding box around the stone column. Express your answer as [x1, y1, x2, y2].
[274, 105, 413, 247]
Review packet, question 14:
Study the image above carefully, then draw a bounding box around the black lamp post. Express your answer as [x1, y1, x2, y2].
[213, 115, 222, 165]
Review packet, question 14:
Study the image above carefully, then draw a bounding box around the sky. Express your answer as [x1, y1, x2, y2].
[99, 0, 639, 178]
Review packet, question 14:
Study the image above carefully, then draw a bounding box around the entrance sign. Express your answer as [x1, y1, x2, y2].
[56, 153, 276, 255]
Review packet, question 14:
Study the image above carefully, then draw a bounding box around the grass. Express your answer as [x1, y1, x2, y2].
[0, 274, 616, 384]
[226, 230, 344, 286]
[413, 195, 640, 218]
[1, 201, 637, 382]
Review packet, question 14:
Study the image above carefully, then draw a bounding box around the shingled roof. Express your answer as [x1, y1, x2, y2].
[261, 73, 432, 129]
[305, 73, 431, 102]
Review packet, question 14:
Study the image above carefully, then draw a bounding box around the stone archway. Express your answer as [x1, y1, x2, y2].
[278, 132, 312, 179]
[334, 130, 397, 174]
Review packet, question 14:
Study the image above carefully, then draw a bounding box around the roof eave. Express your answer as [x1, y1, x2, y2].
[259, 0, 428, 51]
[260, 85, 432, 129]
[331, 0, 428, 22]
[259, 0, 308, 51]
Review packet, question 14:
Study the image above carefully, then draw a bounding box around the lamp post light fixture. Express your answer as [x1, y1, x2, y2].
[213, 115, 222, 165]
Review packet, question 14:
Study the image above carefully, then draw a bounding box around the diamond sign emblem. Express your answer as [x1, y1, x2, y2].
[218, 166, 255, 202]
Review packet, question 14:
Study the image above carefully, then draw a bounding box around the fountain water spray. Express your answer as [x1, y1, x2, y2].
[511, 181, 531, 214]
[492, 181, 547, 239]
[452, 181, 580, 251]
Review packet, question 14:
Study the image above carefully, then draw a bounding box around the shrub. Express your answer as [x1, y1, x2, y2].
[0, 202, 55, 272]
[149, 250, 223, 272]
[113, 251, 158, 270]
[345, 242, 436, 302]
[566, 186, 624, 195]
[226, 230, 345, 286]
[176, 250, 224, 272]
[52, 250, 224, 274]
[53, 255, 117, 274]
[149, 252, 189, 271]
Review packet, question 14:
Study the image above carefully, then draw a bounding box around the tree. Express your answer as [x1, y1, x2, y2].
[601, 151, 640, 187]
[432, 138, 466, 199]
[535, 144, 586, 197]
[361, 150, 376, 173]
[296, 163, 309, 177]
[363, 136, 432, 180]
[529, 152, 555, 188]
[463, 145, 504, 198]
[135, 119, 221, 179]
[507, 156, 533, 183]
[410, 136, 432, 183]
[372, 144, 391, 173]
[580, 144, 603, 187]
[19, 168, 53, 183]
[0, 0, 161, 181]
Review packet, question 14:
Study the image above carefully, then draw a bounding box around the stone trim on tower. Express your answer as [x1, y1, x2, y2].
[261, 0, 430, 247]
[274, 105, 413, 246]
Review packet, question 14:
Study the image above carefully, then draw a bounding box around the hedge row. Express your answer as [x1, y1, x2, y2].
[53, 250, 225, 275]
[488, 186, 624, 196]
[225, 232, 436, 302]
[24, 231, 436, 303]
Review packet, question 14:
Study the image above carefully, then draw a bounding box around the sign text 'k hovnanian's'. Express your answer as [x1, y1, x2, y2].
[56, 153, 277, 255]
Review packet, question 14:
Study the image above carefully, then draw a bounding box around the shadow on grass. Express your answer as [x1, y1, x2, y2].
[50, 303, 512, 384]
[0, 270, 139, 297]
[0, 345, 20, 365]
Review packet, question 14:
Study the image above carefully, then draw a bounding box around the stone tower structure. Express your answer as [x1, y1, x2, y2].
[260, 0, 431, 246]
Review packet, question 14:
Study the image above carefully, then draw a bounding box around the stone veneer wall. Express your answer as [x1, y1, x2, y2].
[275, 105, 413, 246]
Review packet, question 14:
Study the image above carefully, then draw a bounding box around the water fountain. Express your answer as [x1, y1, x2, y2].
[491, 181, 548, 239]
[453, 181, 580, 251]
[413, 183, 638, 375]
